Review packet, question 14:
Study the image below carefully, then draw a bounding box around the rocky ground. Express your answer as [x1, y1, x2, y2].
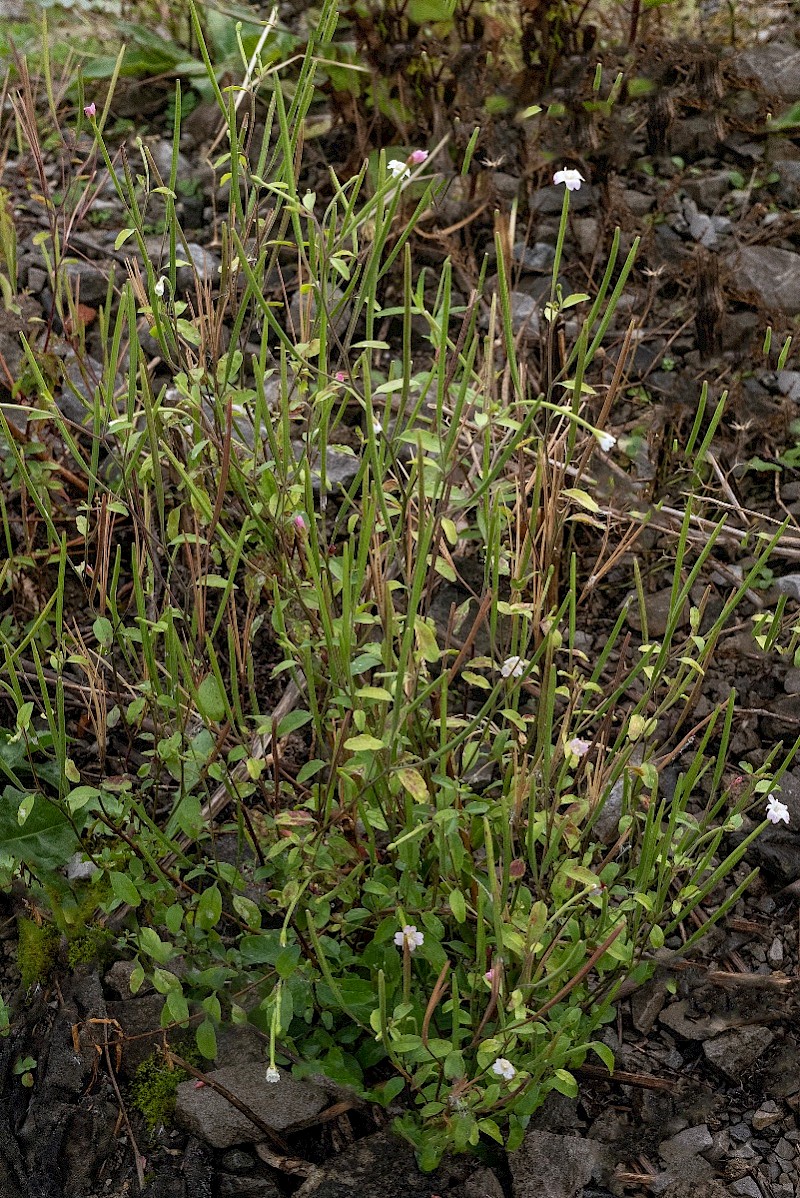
[4, 4, 800, 1198]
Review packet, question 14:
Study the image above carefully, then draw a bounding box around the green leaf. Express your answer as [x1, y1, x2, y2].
[344, 734, 386, 752]
[0, 789, 78, 870]
[93, 616, 114, 646]
[138, 928, 173, 964]
[196, 1019, 217, 1060]
[552, 1068, 578, 1097]
[196, 675, 226, 722]
[277, 709, 313, 736]
[414, 616, 440, 664]
[166, 988, 190, 1026]
[590, 1040, 615, 1073]
[66, 785, 100, 813]
[110, 871, 141, 907]
[448, 889, 467, 923]
[232, 895, 262, 928]
[768, 102, 800, 131]
[196, 884, 223, 931]
[152, 967, 181, 994]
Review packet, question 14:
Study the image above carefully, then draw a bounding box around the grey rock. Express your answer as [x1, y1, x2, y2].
[513, 241, 556, 272]
[493, 172, 521, 199]
[64, 259, 113, 306]
[510, 1129, 603, 1198]
[146, 138, 192, 184]
[775, 573, 800, 600]
[631, 979, 667, 1034]
[767, 937, 784, 968]
[573, 217, 601, 258]
[659, 1000, 732, 1041]
[626, 586, 689, 638]
[702, 1026, 775, 1080]
[308, 445, 362, 493]
[593, 774, 624, 845]
[730, 1122, 752, 1142]
[659, 1124, 712, 1164]
[726, 246, 800, 314]
[176, 243, 221, 291]
[289, 283, 349, 337]
[289, 1130, 473, 1198]
[26, 266, 47, 293]
[531, 184, 595, 214]
[106, 994, 168, 1075]
[622, 188, 655, 217]
[463, 1167, 506, 1198]
[220, 1149, 257, 1173]
[736, 43, 800, 100]
[777, 371, 800, 401]
[105, 959, 153, 997]
[752, 1101, 781, 1131]
[744, 770, 800, 882]
[772, 159, 800, 205]
[689, 211, 718, 247]
[683, 171, 732, 207]
[509, 291, 541, 341]
[775, 1137, 795, 1159]
[175, 1065, 328, 1148]
[728, 1179, 763, 1198]
[219, 1179, 281, 1198]
[59, 351, 103, 425]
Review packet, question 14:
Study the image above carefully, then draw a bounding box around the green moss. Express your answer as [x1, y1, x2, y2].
[16, 917, 59, 990]
[67, 924, 113, 969]
[131, 1054, 191, 1128]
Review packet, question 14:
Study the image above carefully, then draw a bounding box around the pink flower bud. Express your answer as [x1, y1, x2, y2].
[408, 149, 429, 166]
[293, 513, 306, 532]
[83, 102, 96, 118]
[335, 371, 347, 382]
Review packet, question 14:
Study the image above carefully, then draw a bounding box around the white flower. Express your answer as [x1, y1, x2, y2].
[596, 431, 615, 452]
[553, 168, 584, 192]
[492, 1057, 516, 1081]
[394, 924, 424, 952]
[153, 276, 167, 298]
[566, 737, 591, 758]
[388, 159, 411, 182]
[265, 1066, 280, 1084]
[501, 655, 527, 679]
[766, 794, 790, 825]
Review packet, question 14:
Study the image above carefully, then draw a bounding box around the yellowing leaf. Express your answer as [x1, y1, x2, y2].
[397, 767, 429, 803]
[344, 734, 386, 752]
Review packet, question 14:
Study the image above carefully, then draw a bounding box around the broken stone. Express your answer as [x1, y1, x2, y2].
[286, 1130, 474, 1198]
[513, 241, 556, 272]
[736, 43, 800, 100]
[509, 291, 541, 341]
[631, 979, 667, 1034]
[175, 1065, 328, 1148]
[728, 1178, 764, 1198]
[702, 1026, 775, 1081]
[725, 246, 800, 314]
[659, 1124, 712, 1164]
[777, 371, 800, 401]
[510, 1129, 603, 1198]
[752, 1101, 782, 1131]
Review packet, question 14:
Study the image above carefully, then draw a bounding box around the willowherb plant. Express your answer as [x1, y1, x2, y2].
[0, 0, 794, 1172]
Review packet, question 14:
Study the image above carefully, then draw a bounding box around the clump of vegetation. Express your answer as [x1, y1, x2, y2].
[0, 0, 797, 1172]
[67, 924, 114, 970]
[16, 917, 59, 992]
[130, 1054, 190, 1129]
